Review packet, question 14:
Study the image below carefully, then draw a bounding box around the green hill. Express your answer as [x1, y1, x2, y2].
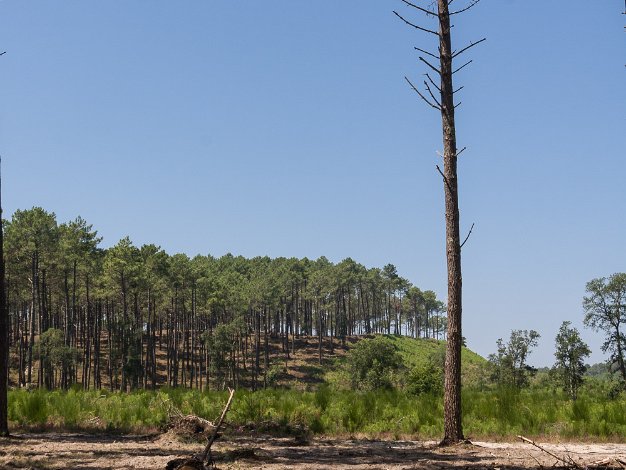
[321, 334, 489, 389]
[383, 335, 489, 386]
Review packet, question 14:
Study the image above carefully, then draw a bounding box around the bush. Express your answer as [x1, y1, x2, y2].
[346, 336, 403, 390]
[265, 364, 286, 388]
[406, 362, 443, 395]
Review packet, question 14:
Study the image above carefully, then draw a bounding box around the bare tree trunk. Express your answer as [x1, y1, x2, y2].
[395, 0, 484, 444]
[437, 0, 464, 445]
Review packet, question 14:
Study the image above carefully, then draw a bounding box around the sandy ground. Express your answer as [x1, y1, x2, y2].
[1, 433, 625, 470]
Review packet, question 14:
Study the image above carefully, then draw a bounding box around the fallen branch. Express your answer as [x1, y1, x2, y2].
[202, 388, 236, 464]
[517, 435, 582, 469]
[588, 457, 626, 469]
[165, 389, 236, 470]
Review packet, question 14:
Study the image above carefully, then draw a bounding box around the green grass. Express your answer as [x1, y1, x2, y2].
[8, 338, 623, 439]
[325, 335, 490, 389]
[7, 386, 626, 440]
[383, 335, 489, 385]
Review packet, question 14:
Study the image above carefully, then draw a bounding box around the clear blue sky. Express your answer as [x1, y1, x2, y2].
[1, 1, 624, 366]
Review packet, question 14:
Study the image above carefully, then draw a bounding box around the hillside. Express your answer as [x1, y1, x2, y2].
[274, 334, 489, 389]
[9, 333, 489, 391]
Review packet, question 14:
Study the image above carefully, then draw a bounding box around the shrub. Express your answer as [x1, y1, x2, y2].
[346, 336, 403, 390]
[406, 362, 443, 395]
[265, 364, 286, 388]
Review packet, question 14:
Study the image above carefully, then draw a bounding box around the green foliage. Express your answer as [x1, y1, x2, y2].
[5, 207, 455, 396]
[36, 328, 79, 379]
[586, 361, 612, 379]
[203, 318, 246, 388]
[346, 336, 403, 390]
[7, 386, 626, 439]
[329, 335, 488, 391]
[488, 330, 540, 388]
[9, 389, 49, 425]
[406, 361, 443, 395]
[265, 363, 286, 388]
[583, 273, 626, 384]
[552, 321, 591, 400]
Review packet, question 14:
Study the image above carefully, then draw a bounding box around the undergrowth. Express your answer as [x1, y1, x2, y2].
[7, 386, 626, 439]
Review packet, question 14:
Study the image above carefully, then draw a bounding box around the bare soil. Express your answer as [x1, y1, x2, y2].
[1, 433, 625, 470]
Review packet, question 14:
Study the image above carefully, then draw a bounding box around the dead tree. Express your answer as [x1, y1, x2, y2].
[394, 0, 484, 444]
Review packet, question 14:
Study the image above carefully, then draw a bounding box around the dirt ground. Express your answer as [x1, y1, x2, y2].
[1, 433, 626, 470]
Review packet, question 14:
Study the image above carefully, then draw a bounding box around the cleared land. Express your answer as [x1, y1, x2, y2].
[1, 433, 626, 469]
[3, 336, 625, 469]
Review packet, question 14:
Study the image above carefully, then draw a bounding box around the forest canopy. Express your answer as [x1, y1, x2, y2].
[4, 207, 446, 392]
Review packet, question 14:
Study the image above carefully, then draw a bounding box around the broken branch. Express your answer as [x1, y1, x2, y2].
[425, 73, 442, 93]
[419, 56, 441, 75]
[202, 388, 235, 464]
[414, 46, 439, 60]
[405, 76, 441, 110]
[453, 59, 473, 75]
[393, 10, 440, 36]
[400, 0, 438, 18]
[460, 222, 475, 249]
[452, 37, 486, 58]
[436, 164, 453, 193]
[424, 80, 442, 108]
[450, 0, 482, 15]
[517, 435, 584, 469]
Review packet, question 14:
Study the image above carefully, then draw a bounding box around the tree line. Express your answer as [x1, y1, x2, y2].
[489, 271, 626, 401]
[4, 207, 447, 392]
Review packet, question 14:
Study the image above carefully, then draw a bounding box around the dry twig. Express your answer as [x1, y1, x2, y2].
[517, 435, 583, 469]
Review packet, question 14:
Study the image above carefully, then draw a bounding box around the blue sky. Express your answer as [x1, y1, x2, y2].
[1, 1, 624, 366]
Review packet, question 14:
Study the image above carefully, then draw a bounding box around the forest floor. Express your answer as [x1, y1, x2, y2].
[8, 334, 356, 390]
[1, 432, 626, 470]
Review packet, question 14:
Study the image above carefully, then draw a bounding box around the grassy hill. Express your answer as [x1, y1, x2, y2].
[382, 334, 489, 387]
[276, 334, 489, 390]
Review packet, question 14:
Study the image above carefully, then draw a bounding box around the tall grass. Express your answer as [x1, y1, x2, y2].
[7, 386, 626, 439]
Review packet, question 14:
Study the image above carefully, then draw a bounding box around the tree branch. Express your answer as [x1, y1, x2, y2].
[453, 85, 464, 94]
[452, 37, 486, 58]
[450, 0, 482, 15]
[405, 76, 441, 110]
[453, 59, 473, 74]
[425, 73, 441, 93]
[460, 223, 475, 249]
[517, 436, 584, 469]
[393, 10, 440, 36]
[414, 46, 439, 60]
[436, 165, 453, 193]
[400, 0, 438, 18]
[424, 80, 442, 108]
[456, 146, 467, 157]
[202, 388, 235, 463]
[419, 56, 441, 75]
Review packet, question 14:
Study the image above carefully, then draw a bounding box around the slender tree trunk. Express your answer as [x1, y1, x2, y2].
[437, 0, 464, 444]
[615, 326, 626, 383]
[27, 253, 36, 385]
[84, 275, 92, 390]
[0, 169, 9, 436]
[71, 260, 77, 385]
[317, 299, 322, 365]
